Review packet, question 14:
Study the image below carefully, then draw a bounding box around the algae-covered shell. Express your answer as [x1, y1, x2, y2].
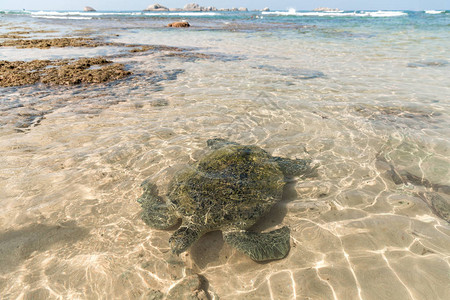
[167, 144, 285, 231]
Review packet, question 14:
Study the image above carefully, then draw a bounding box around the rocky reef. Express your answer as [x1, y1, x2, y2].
[0, 38, 107, 49]
[0, 58, 131, 87]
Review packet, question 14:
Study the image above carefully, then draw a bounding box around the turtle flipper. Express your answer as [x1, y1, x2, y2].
[223, 226, 290, 262]
[169, 225, 201, 255]
[137, 181, 179, 229]
[272, 156, 310, 177]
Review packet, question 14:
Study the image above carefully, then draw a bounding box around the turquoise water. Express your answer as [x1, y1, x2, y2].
[0, 9, 449, 300]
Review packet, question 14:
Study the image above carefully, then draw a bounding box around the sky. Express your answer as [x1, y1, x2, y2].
[0, 1, 448, 11]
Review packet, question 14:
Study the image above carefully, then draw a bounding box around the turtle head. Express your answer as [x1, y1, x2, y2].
[207, 138, 239, 149]
[169, 226, 201, 255]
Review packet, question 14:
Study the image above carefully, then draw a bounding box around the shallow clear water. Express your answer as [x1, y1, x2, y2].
[0, 10, 449, 299]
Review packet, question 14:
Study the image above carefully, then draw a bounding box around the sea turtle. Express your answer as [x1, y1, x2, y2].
[137, 138, 310, 261]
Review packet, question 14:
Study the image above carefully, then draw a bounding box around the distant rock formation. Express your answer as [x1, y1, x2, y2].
[144, 4, 169, 11]
[141, 3, 251, 12]
[167, 21, 190, 28]
[313, 7, 340, 12]
[184, 3, 202, 11]
[262, 7, 270, 12]
[83, 6, 96, 12]
[183, 3, 217, 11]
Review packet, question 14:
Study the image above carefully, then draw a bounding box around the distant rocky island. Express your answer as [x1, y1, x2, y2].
[143, 3, 250, 12]
[313, 7, 341, 12]
[143, 4, 169, 11]
[83, 6, 96, 12]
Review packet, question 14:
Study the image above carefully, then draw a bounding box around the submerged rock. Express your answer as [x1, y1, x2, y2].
[407, 59, 449, 68]
[83, 6, 96, 12]
[376, 154, 450, 223]
[144, 4, 169, 11]
[167, 22, 190, 28]
[146, 289, 164, 300]
[417, 192, 450, 223]
[254, 64, 325, 80]
[163, 52, 212, 62]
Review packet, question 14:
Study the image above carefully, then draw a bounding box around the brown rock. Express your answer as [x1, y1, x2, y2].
[83, 6, 96, 12]
[167, 22, 190, 28]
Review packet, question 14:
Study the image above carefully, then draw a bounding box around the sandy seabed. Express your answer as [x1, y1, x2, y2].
[1, 13, 449, 300]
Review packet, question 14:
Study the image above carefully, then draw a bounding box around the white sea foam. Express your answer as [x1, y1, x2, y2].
[367, 11, 408, 17]
[1, 10, 32, 15]
[262, 10, 408, 17]
[30, 11, 142, 17]
[31, 15, 93, 20]
[425, 10, 444, 14]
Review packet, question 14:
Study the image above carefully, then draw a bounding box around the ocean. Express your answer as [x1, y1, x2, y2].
[0, 9, 449, 299]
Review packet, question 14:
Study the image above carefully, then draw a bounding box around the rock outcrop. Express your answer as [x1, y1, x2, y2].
[167, 21, 190, 28]
[144, 4, 169, 11]
[262, 7, 270, 12]
[83, 6, 96, 12]
[238, 7, 248, 12]
[313, 7, 340, 12]
[183, 3, 201, 11]
[183, 3, 217, 11]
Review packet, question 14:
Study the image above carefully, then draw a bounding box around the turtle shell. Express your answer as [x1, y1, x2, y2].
[167, 144, 285, 231]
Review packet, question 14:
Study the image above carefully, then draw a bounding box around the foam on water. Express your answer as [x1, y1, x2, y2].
[31, 15, 93, 20]
[262, 10, 408, 17]
[30, 11, 143, 17]
[425, 10, 445, 14]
